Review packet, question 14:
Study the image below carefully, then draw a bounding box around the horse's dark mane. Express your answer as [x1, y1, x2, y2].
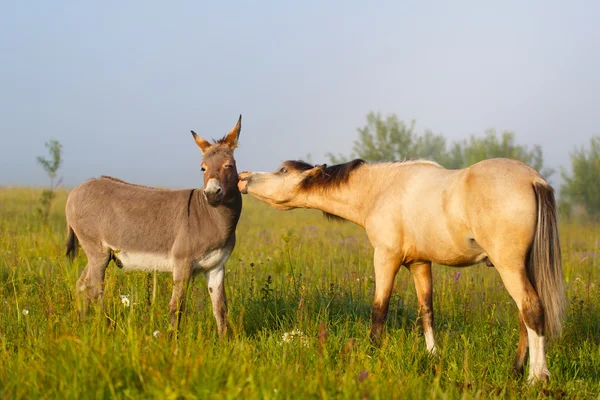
[283, 159, 367, 223]
[284, 159, 367, 192]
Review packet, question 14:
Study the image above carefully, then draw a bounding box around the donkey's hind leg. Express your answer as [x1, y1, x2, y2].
[494, 263, 548, 383]
[75, 249, 111, 319]
[409, 261, 436, 354]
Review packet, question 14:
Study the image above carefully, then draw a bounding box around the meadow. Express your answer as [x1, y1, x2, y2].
[1, 187, 599, 399]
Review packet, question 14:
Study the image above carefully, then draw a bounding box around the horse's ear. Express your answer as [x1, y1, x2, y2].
[306, 164, 326, 178]
[224, 114, 242, 149]
[191, 130, 212, 154]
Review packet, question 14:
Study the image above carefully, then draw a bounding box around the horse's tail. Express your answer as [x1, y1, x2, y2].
[528, 179, 565, 340]
[66, 225, 79, 261]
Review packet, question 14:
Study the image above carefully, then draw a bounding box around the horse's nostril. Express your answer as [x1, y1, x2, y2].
[215, 187, 222, 195]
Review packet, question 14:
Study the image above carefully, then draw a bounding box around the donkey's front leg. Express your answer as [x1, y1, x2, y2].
[169, 262, 192, 333]
[409, 261, 436, 354]
[369, 247, 403, 345]
[205, 264, 230, 339]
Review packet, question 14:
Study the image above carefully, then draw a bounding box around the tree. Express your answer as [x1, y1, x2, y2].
[36, 139, 63, 223]
[560, 136, 600, 220]
[327, 112, 416, 163]
[326, 112, 452, 164]
[327, 112, 552, 179]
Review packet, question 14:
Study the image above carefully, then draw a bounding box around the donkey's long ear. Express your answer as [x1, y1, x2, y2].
[191, 130, 212, 154]
[223, 114, 242, 149]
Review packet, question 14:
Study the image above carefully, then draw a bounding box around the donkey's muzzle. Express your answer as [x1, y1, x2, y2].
[204, 178, 224, 207]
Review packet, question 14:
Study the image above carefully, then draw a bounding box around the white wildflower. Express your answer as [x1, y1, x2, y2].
[22, 309, 29, 316]
[153, 330, 160, 338]
[281, 329, 309, 347]
[120, 295, 130, 307]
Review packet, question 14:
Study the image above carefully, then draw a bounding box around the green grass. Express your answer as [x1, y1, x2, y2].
[1, 187, 600, 399]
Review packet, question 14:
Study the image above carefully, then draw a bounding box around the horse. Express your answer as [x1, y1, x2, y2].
[65, 116, 243, 338]
[238, 157, 565, 382]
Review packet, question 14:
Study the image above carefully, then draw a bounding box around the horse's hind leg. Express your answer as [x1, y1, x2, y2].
[515, 313, 529, 375]
[409, 261, 436, 354]
[494, 263, 548, 383]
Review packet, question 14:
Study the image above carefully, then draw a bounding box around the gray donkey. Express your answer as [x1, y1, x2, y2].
[65, 116, 243, 337]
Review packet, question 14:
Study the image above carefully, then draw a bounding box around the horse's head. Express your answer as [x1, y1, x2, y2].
[238, 160, 327, 210]
[192, 115, 242, 207]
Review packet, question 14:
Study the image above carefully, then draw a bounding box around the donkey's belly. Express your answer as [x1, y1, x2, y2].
[115, 251, 174, 273]
[110, 246, 233, 273]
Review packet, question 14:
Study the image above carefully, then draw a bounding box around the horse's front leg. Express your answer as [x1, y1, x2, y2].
[205, 264, 230, 339]
[409, 261, 436, 354]
[369, 247, 403, 346]
[169, 261, 192, 334]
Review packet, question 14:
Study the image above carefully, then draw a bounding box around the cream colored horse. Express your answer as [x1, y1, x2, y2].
[238, 158, 565, 382]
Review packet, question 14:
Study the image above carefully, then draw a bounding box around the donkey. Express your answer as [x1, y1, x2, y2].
[238, 158, 565, 382]
[65, 116, 243, 338]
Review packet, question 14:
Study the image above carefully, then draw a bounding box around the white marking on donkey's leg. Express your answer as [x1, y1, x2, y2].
[526, 326, 549, 383]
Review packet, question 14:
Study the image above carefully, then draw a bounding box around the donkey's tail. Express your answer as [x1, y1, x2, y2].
[528, 179, 565, 340]
[66, 225, 79, 261]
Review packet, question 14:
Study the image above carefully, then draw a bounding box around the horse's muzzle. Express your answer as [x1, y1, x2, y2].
[237, 172, 251, 194]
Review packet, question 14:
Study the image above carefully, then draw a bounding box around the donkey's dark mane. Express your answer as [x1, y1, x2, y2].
[100, 176, 164, 190]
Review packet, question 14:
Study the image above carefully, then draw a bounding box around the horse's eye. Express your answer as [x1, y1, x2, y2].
[224, 164, 234, 169]
[279, 167, 287, 173]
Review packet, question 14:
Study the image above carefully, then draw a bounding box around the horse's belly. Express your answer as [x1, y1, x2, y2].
[419, 238, 488, 267]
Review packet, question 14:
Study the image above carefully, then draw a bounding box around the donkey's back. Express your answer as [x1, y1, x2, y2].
[66, 176, 200, 265]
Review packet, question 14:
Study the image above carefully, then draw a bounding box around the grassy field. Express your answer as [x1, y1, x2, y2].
[1, 187, 599, 399]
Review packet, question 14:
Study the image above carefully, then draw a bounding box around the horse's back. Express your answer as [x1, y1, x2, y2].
[389, 158, 545, 265]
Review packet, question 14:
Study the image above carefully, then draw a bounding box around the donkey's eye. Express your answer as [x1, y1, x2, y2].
[201, 166, 206, 172]
[279, 167, 288, 173]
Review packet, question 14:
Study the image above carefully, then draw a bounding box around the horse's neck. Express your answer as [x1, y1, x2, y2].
[302, 166, 377, 227]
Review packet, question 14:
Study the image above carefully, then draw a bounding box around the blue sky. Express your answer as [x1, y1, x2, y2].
[1, 1, 598, 188]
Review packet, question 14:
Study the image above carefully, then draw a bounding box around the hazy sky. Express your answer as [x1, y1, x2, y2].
[1, 1, 598, 188]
